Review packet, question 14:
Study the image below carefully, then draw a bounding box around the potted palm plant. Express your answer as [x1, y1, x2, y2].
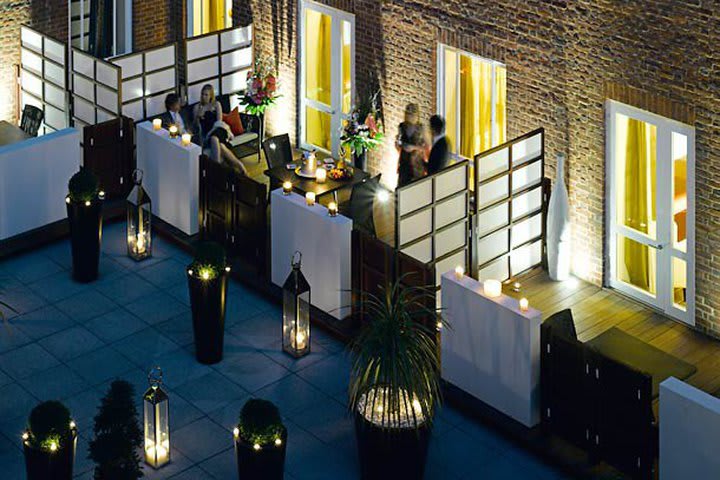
[23, 401, 78, 480]
[187, 241, 229, 364]
[349, 278, 442, 480]
[66, 167, 104, 282]
[233, 398, 287, 480]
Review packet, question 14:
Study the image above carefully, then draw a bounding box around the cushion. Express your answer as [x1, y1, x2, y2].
[222, 107, 244, 136]
[229, 132, 259, 147]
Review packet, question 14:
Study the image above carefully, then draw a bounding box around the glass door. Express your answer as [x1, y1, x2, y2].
[606, 100, 695, 324]
[300, 1, 354, 155]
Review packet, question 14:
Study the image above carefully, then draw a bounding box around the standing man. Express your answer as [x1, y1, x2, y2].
[427, 114, 449, 175]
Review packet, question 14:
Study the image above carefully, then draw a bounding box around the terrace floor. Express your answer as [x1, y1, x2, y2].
[0, 221, 569, 479]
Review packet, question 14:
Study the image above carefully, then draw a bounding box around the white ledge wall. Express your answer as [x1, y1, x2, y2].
[270, 190, 352, 320]
[660, 377, 720, 479]
[136, 122, 200, 235]
[0, 128, 80, 240]
[441, 272, 542, 427]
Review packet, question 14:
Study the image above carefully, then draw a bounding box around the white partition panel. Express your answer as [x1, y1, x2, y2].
[70, 48, 121, 127]
[20, 26, 69, 134]
[472, 129, 545, 281]
[396, 161, 469, 300]
[185, 25, 253, 104]
[0, 129, 80, 240]
[112, 43, 178, 121]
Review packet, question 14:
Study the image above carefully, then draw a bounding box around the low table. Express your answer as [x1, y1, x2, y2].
[0, 121, 31, 147]
[264, 164, 369, 201]
[586, 327, 697, 398]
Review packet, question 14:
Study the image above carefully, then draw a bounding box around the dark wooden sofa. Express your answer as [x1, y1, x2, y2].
[540, 309, 656, 480]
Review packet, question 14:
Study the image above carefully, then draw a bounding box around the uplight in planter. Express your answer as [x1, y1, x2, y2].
[127, 169, 152, 261]
[282, 252, 311, 358]
[23, 401, 78, 480]
[143, 367, 170, 469]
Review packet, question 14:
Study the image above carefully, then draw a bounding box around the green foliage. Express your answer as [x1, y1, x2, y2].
[189, 241, 227, 280]
[88, 380, 143, 480]
[237, 399, 285, 446]
[27, 401, 73, 451]
[68, 167, 100, 203]
[348, 277, 444, 429]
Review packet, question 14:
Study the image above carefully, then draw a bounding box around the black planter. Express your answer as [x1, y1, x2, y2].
[353, 150, 368, 171]
[188, 270, 228, 364]
[67, 200, 103, 283]
[24, 431, 77, 480]
[234, 428, 287, 480]
[354, 410, 432, 480]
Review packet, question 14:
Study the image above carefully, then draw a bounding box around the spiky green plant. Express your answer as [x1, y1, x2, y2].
[348, 277, 444, 430]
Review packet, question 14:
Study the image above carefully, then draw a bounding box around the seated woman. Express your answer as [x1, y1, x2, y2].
[193, 84, 248, 176]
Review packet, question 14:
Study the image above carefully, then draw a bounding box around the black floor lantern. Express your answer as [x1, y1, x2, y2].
[127, 169, 152, 261]
[282, 252, 311, 358]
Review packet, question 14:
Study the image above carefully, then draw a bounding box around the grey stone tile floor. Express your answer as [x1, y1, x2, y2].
[0, 221, 571, 479]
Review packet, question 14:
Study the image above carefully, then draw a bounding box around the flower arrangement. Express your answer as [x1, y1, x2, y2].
[240, 57, 280, 116]
[340, 90, 385, 157]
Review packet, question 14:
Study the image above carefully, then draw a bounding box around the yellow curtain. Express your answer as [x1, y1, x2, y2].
[619, 117, 657, 293]
[342, 21, 352, 114]
[459, 55, 493, 159]
[494, 65, 507, 145]
[444, 49, 457, 155]
[208, 0, 226, 33]
[305, 10, 332, 150]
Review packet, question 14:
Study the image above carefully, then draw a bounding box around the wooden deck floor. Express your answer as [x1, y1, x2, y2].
[507, 268, 720, 400]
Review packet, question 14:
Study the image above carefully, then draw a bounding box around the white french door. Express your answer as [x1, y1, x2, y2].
[606, 100, 695, 325]
[299, 1, 355, 156]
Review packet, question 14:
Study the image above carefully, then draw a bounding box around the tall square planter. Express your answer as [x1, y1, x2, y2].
[187, 269, 228, 364]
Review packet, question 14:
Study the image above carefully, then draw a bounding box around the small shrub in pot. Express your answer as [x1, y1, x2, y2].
[233, 399, 287, 480]
[23, 401, 78, 480]
[66, 167, 104, 282]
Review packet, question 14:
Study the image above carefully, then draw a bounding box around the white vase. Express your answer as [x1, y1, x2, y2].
[547, 153, 571, 281]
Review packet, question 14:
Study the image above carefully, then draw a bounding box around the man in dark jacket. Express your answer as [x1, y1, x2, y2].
[427, 114, 449, 175]
[159, 93, 192, 135]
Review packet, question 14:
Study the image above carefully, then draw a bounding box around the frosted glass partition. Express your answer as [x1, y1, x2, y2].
[396, 161, 469, 295]
[20, 26, 69, 135]
[472, 128, 545, 281]
[112, 43, 178, 121]
[70, 47, 121, 128]
[185, 25, 254, 104]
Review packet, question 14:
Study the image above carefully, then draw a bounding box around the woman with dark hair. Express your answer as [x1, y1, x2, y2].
[395, 103, 427, 188]
[193, 84, 248, 175]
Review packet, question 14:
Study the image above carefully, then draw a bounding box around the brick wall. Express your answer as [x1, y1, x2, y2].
[133, 0, 182, 51]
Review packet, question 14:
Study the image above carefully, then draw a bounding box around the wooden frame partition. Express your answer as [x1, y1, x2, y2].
[472, 128, 546, 282]
[70, 47, 122, 128]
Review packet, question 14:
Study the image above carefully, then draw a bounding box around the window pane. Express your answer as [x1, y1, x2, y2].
[305, 9, 332, 106]
[194, 0, 228, 36]
[672, 257, 687, 310]
[617, 234, 656, 296]
[672, 132, 687, 253]
[342, 20, 352, 114]
[444, 49, 457, 155]
[615, 114, 657, 240]
[494, 65, 507, 145]
[306, 106, 332, 151]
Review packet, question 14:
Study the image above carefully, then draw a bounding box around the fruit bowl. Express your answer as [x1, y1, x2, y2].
[328, 166, 354, 181]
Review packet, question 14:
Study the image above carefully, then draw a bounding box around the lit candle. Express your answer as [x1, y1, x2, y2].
[168, 125, 178, 138]
[282, 181, 292, 195]
[483, 279, 502, 298]
[454, 265, 464, 280]
[307, 153, 316, 173]
[293, 331, 307, 351]
[152, 119, 162, 131]
[316, 168, 327, 183]
[305, 192, 315, 206]
[145, 439, 170, 465]
[512, 282, 522, 292]
[181, 133, 191, 146]
[519, 297, 530, 312]
[327, 201, 338, 217]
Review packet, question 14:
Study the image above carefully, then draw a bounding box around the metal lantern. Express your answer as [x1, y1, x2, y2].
[282, 251, 311, 358]
[127, 169, 152, 261]
[143, 366, 170, 469]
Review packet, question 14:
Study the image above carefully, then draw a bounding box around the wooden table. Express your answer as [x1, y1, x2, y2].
[0, 121, 31, 147]
[264, 164, 369, 200]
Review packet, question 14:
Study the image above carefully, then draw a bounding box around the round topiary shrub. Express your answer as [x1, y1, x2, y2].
[27, 401, 73, 451]
[68, 167, 100, 203]
[237, 399, 284, 446]
[189, 241, 227, 280]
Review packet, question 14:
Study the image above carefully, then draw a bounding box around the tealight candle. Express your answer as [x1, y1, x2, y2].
[168, 125, 178, 138]
[519, 297, 530, 312]
[316, 168, 327, 183]
[483, 279, 502, 298]
[454, 265, 464, 280]
[305, 192, 315, 206]
[512, 282, 522, 292]
[328, 201, 338, 217]
[181, 133, 191, 146]
[282, 181, 292, 195]
[152, 118, 162, 131]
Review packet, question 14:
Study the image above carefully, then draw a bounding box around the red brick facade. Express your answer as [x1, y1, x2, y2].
[0, 0, 718, 334]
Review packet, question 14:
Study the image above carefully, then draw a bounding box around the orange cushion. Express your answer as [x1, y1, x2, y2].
[222, 107, 244, 136]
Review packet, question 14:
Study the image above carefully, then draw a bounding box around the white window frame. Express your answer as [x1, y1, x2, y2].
[436, 44, 506, 160]
[298, 0, 355, 156]
[68, 0, 132, 56]
[605, 100, 696, 325]
[187, 0, 233, 38]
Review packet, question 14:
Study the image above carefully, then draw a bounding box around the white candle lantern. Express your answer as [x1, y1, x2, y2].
[127, 169, 152, 261]
[316, 168, 327, 184]
[282, 181, 292, 195]
[152, 119, 162, 131]
[519, 298, 530, 312]
[483, 279, 502, 298]
[181, 133, 191, 146]
[454, 265, 464, 280]
[305, 192, 315, 206]
[327, 201, 338, 217]
[143, 367, 170, 469]
[168, 125, 178, 138]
